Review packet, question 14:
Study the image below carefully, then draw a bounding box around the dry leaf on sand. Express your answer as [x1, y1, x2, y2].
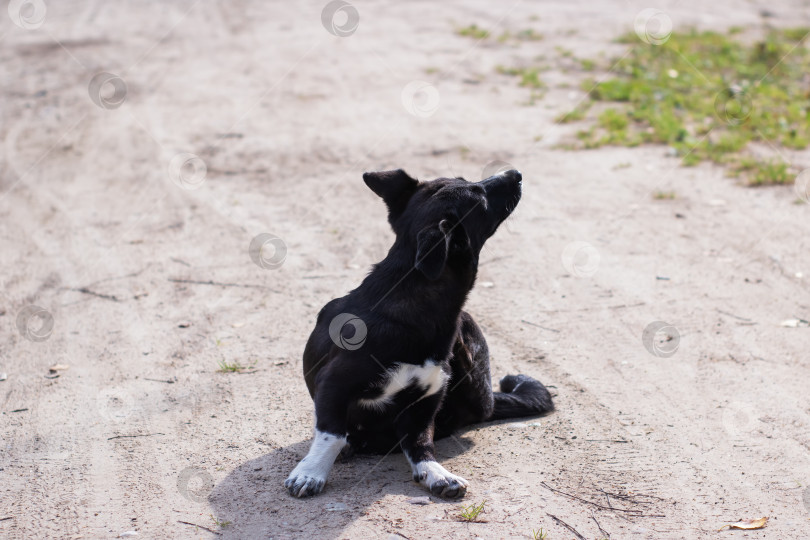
[717, 516, 768, 531]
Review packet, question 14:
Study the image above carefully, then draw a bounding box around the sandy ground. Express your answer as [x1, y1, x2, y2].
[2, 0, 810, 538]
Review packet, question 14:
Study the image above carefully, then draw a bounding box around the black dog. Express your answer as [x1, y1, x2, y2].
[285, 169, 553, 499]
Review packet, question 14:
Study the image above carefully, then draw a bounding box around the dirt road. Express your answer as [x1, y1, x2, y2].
[2, 1, 809, 538]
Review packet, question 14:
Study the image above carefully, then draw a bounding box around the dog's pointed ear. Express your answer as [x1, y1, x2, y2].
[415, 219, 451, 280]
[363, 169, 418, 223]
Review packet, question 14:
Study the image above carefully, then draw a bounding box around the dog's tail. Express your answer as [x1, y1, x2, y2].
[488, 374, 554, 421]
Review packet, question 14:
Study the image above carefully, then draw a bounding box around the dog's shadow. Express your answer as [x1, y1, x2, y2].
[209, 434, 476, 539]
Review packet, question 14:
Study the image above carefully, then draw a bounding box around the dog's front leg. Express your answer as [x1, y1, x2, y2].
[284, 424, 346, 497]
[397, 394, 469, 499]
[285, 368, 353, 497]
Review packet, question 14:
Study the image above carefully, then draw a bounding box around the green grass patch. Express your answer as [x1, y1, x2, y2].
[210, 514, 231, 528]
[599, 108, 629, 131]
[217, 359, 256, 373]
[555, 46, 574, 58]
[217, 359, 244, 372]
[460, 25, 542, 43]
[555, 103, 591, 123]
[457, 24, 489, 39]
[514, 28, 544, 41]
[517, 68, 544, 89]
[497, 66, 546, 89]
[579, 58, 597, 71]
[458, 500, 486, 522]
[747, 159, 793, 186]
[548, 27, 810, 185]
[499, 30, 544, 43]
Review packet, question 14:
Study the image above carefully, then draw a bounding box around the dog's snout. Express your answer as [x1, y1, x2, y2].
[481, 169, 523, 192]
[482, 169, 522, 186]
[479, 168, 522, 225]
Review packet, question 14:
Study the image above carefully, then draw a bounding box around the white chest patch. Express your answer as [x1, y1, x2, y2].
[359, 360, 447, 410]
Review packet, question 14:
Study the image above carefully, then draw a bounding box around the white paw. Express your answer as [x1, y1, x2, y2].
[412, 461, 469, 499]
[283, 429, 347, 498]
[284, 467, 327, 498]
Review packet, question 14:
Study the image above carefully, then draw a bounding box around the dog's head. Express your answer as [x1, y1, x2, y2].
[362, 169, 522, 280]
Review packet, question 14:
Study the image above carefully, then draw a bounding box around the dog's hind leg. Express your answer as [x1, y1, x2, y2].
[489, 374, 554, 420]
[435, 312, 494, 437]
[436, 312, 554, 431]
